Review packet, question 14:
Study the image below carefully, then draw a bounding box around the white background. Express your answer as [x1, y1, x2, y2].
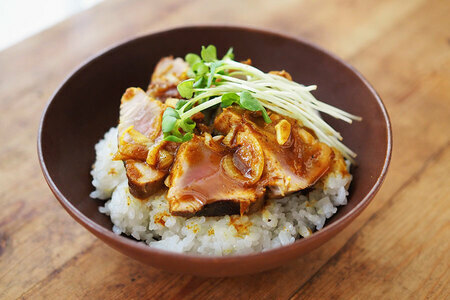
[0, 0, 104, 51]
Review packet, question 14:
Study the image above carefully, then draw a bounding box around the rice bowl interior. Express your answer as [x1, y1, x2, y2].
[89, 45, 358, 256]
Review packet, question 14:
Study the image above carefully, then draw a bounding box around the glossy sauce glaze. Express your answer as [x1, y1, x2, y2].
[216, 108, 333, 195]
[167, 135, 262, 216]
[121, 102, 340, 215]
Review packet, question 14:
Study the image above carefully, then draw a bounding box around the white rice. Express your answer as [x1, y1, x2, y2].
[91, 127, 352, 256]
[90, 127, 127, 200]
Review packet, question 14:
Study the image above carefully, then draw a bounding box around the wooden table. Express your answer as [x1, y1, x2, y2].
[1, 0, 449, 298]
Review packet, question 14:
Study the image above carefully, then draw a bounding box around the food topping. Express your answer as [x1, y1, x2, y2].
[275, 119, 291, 145]
[113, 46, 359, 216]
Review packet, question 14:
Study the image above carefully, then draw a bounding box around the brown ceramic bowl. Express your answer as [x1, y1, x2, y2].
[38, 26, 392, 277]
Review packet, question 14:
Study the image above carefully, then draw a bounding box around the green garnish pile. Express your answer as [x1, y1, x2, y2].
[161, 45, 361, 161]
[162, 45, 270, 143]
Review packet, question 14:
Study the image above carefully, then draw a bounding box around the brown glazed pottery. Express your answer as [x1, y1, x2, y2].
[38, 26, 392, 277]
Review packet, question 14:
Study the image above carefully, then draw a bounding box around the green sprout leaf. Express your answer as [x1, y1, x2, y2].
[162, 107, 181, 133]
[164, 135, 183, 143]
[239, 91, 262, 111]
[175, 99, 188, 110]
[179, 117, 196, 132]
[240, 91, 272, 123]
[222, 47, 234, 60]
[260, 109, 272, 124]
[207, 61, 222, 88]
[193, 76, 205, 88]
[185, 53, 201, 66]
[162, 116, 177, 133]
[182, 132, 193, 142]
[177, 79, 194, 99]
[221, 92, 240, 108]
[201, 45, 217, 62]
[187, 69, 195, 78]
[163, 107, 180, 119]
[192, 62, 209, 76]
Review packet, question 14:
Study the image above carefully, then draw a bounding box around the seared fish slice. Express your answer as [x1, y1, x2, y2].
[167, 135, 265, 217]
[147, 56, 189, 101]
[116, 56, 188, 199]
[214, 108, 333, 198]
[115, 87, 167, 198]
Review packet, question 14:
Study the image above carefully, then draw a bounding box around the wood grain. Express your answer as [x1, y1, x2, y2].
[0, 0, 449, 299]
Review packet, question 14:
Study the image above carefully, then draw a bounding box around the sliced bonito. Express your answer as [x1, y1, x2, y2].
[167, 135, 265, 217]
[214, 107, 333, 198]
[125, 160, 166, 199]
[116, 87, 165, 160]
[115, 87, 174, 199]
[147, 56, 189, 101]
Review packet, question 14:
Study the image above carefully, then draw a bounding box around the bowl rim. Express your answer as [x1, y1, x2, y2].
[37, 24, 392, 263]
